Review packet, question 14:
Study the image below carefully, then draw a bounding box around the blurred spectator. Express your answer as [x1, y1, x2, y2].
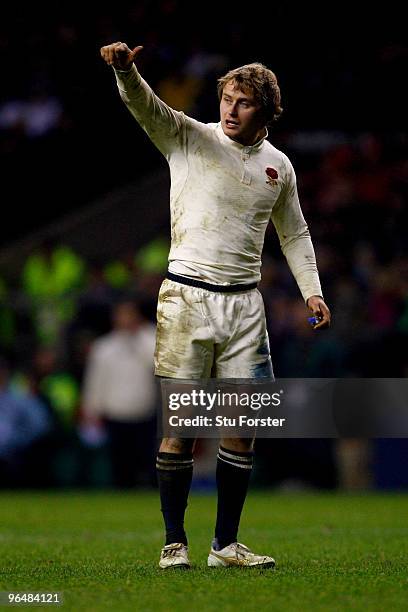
[21, 240, 86, 345]
[81, 299, 157, 488]
[31, 346, 80, 430]
[74, 262, 118, 335]
[103, 259, 132, 291]
[0, 357, 52, 487]
[135, 236, 170, 275]
[11, 346, 83, 488]
[0, 91, 63, 139]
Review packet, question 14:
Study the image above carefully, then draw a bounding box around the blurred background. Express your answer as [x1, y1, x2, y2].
[0, 2, 407, 491]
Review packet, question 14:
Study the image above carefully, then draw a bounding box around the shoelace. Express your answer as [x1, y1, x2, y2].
[162, 545, 183, 558]
[232, 543, 252, 561]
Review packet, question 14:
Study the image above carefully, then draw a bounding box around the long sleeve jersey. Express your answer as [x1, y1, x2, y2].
[114, 65, 323, 302]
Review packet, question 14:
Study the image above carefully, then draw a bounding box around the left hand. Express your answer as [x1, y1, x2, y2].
[306, 295, 331, 330]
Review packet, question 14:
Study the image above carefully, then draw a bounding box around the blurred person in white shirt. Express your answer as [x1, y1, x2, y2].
[81, 298, 157, 488]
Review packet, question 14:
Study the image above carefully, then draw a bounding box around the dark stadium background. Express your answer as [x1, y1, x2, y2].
[0, 3, 407, 490]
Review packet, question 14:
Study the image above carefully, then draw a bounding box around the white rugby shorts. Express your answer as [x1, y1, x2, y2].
[154, 278, 273, 379]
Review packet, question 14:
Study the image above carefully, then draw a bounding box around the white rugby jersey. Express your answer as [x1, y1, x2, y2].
[115, 66, 322, 302]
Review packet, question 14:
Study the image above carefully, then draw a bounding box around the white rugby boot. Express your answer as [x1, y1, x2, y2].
[159, 543, 190, 569]
[208, 541, 275, 568]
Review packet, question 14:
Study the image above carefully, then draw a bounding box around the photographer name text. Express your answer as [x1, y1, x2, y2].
[168, 415, 286, 427]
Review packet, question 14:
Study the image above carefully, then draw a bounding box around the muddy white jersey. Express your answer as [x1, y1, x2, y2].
[115, 66, 322, 302]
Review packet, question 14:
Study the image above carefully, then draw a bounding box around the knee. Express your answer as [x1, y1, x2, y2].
[159, 438, 195, 454]
[220, 438, 255, 453]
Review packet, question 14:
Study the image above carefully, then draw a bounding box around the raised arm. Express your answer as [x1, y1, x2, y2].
[271, 158, 331, 329]
[100, 42, 185, 156]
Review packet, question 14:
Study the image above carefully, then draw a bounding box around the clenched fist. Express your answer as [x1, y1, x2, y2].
[100, 42, 143, 71]
[306, 295, 331, 330]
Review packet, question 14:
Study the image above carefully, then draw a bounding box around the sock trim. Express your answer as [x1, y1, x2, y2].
[218, 447, 253, 465]
[219, 445, 254, 458]
[217, 454, 253, 470]
[156, 453, 194, 471]
[156, 460, 193, 471]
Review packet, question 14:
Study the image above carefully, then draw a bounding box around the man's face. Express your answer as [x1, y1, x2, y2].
[113, 302, 140, 331]
[220, 81, 265, 146]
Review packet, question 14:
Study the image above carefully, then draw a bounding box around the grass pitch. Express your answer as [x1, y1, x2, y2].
[0, 491, 407, 611]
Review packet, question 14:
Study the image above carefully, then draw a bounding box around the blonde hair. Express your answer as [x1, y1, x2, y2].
[217, 63, 283, 124]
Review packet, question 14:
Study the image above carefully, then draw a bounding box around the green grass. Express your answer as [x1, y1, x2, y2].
[0, 491, 407, 611]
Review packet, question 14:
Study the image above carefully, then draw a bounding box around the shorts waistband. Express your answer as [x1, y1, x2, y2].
[166, 271, 257, 293]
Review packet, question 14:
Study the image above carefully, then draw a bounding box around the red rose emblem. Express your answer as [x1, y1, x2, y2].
[266, 167, 278, 179]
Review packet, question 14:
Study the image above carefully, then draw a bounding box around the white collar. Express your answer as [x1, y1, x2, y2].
[216, 122, 268, 151]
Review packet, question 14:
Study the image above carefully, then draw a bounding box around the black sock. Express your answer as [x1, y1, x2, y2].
[156, 451, 193, 546]
[214, 445, 254, 550]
